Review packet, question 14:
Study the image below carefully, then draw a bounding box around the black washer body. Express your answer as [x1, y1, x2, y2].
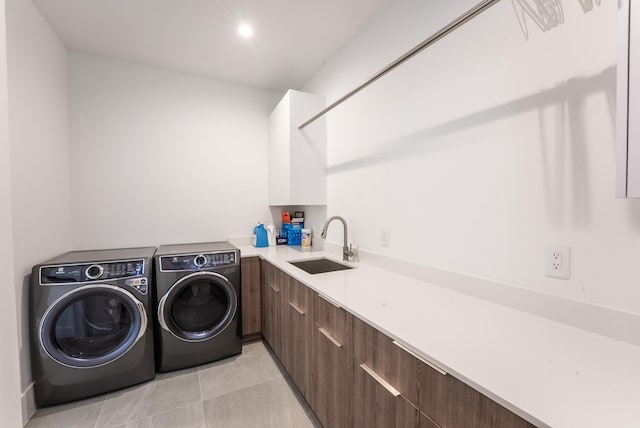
[154, 242, 242, 372]
[30, 247, 156, 407]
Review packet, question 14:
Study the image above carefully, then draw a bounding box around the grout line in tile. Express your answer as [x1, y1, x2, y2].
[92, 397, 108, 428]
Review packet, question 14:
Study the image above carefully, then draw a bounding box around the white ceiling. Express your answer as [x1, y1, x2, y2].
[32, 0, 391, 92]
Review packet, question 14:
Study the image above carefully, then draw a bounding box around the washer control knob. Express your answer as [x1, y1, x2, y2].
[193, 255, 208, 268]
[86, 264, 104, 280]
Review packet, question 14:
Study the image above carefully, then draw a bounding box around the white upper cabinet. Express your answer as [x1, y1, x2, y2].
[268, 90, 327, 205]
[617, 0, 640, 198]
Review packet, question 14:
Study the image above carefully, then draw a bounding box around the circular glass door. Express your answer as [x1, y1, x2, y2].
[40, 284, 146, 368]
[158, 271, 237, 342]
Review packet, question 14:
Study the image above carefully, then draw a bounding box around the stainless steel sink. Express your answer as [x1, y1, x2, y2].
[288, 258, 354, 275]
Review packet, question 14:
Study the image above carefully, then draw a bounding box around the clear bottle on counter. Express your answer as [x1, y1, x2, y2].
[301, 228, 312, 250]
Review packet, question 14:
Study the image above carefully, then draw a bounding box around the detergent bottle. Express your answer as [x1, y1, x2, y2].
[253, 223, 269, 248]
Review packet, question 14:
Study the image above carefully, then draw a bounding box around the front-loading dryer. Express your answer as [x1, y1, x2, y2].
[154, 242, 242, 372]
[30, 247, 156, 407]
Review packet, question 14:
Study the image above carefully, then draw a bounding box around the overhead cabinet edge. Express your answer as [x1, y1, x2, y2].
[618, 0, 640, 198]
[268, 89, 327, 205]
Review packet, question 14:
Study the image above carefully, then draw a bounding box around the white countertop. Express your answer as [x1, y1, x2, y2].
[238, 245, 640, 428]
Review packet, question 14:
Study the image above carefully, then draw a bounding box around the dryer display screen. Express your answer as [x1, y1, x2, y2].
[160, 251, 237, 271]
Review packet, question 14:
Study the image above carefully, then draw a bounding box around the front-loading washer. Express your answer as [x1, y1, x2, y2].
[30, 247, 156, 407]
[154, 242, 242, 372]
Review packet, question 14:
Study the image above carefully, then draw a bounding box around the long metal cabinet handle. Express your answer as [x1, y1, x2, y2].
[317, 293, 341, 309]
[289, 302, 305, 316]
[360, 363, 401, 397]
[393, 340, 448, 375]
[318, 327, 343, 348]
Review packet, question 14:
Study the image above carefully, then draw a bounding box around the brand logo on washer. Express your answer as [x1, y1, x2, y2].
[57, 267, 64, 273]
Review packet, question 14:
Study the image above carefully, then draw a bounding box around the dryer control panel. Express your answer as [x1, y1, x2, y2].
[159, 251, 238, 272]
[39, 259, 148, 294]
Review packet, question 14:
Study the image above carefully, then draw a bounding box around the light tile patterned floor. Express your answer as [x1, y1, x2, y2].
[26, 341, 321, 428]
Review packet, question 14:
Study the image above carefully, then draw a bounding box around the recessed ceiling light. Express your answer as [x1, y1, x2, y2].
[238, 24, 253, 38]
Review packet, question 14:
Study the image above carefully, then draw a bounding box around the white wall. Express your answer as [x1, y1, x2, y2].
[303, 0, 640, 315]
[69, 54, 281, 249]
[0, 1, 25, 425]
[5, 0, 72, 421]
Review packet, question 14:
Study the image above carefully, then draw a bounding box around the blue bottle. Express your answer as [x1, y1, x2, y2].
[253, 223, 269, 248]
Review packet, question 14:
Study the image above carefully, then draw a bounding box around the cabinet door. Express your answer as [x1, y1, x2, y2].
[352, 316, 419, 407]
[240, 257, 261, 339]
[260, 260, 283, 357]
[618, 0, 640, 197]
[268, 89, 327, 205]
[354, 362, 420, 428]
[314, 324, 354, 428]
[281, 275, 316, 405]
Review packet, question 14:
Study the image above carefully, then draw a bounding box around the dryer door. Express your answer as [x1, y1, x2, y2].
[158, 271, 237, 342]
[40, 284, 147, 368]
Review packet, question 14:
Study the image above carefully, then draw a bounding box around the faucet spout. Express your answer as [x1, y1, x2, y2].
[321, 216, 353, 262]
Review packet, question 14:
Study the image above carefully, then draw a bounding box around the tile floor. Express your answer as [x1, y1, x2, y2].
[26, 341, 321, 428]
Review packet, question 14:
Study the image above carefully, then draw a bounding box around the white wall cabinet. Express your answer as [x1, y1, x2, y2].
[617, 0, 640, 198]
[268, 89, 327, 205]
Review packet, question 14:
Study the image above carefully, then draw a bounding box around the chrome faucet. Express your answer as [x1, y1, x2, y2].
[321, 216, 354, 262]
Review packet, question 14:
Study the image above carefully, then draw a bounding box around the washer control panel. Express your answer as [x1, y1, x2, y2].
[160, 251, 237, 272]
[40, 259, 148, 294]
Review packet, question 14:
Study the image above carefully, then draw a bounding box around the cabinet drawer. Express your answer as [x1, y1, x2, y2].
[314, 324, 354, 428]
[419, 364, 536, 428]
[352, 315, 420, 406]
[354, 362, 420, 428]
[315, 292, 353, 351]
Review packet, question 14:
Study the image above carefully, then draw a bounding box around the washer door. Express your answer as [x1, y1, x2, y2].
[158, 271, 237, 342]
[40, 284, 147, 368]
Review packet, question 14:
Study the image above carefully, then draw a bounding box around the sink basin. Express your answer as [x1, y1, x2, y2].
[288, 258, 354, 275]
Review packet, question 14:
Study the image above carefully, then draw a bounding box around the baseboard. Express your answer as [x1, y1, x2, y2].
[324, 242, 640, 346]
[21, 382, 35, 426]
[242, 333, 263, 344]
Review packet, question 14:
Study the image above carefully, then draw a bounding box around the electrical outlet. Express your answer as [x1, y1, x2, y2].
[381, 228, 390, 247]
[545, 245, 571, 279]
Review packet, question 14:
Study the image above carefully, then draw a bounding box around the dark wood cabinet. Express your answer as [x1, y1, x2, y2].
[313, 322, 354, 428]
[240, 257, 261, 341]
[281, 275, 316, 405]
[259, 262, 538, 428]
[260, 260, 283, 357]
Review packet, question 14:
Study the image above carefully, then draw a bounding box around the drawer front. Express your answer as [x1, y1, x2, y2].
[314, 324, 354, 428]
[352, 315, 420, 406]
[315, 292, 353, 351]
[354, 362, 420, 428]
[419, 365, 536, 428]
